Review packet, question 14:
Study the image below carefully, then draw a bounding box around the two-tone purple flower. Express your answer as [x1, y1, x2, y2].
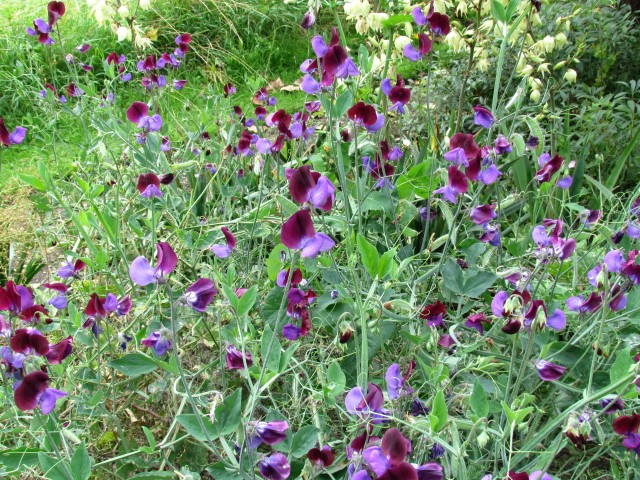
[0, 117, 27, 147]
[210, 227, 237, 258]
[142, 330, 172, 356]
[129, 242, 178, 286]
[386, 361, 415, 399]
[280, 210, 334, 259]
[183, 278, 217, 312]
[287, 165, 335, 211]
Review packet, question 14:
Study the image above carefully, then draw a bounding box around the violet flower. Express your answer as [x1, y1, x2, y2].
[226, 344, 253, 369]
[403, 33, 432, 62]
[280, 210, 334, 258]
[433, 166, 468, 204]
[362, 428, 418, 479]
[249, 420, 289, 448]
[184, 278, 217, 312]
[307, 445, 335, 468]
[420, 301, 447, 328]
[566, 292, 603, 314]
[473, 105, 494, 128]
[470, 204, 497, 226]
[301, 10, 316, 29]
[137, 173, 163, 198]
[43, 282, 68, 309]
[0, 117, 27, 147]
[465, 313, 488, 334]
[141, 331, 171, 356]
[345, 383, 388, 423]
[258, 452, 291, 480]
[287, 165, 335, 211]
[494, 135, 512, 155]
[126, 101, 162, 132]
[534, 154, 563, 184]
[386, 361, 415, 399]
[210, 227, 236, 258]
[381, 75, 411, 114]
[14, 370, 66, 414]
[129, 242, 178, 286]
[535, 360, 565, 381]
[57, 259, 85, 279]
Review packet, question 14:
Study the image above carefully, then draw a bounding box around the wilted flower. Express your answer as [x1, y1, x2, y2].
[225, 344, 253, 369]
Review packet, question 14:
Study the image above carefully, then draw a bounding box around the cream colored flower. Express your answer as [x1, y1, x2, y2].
[555, 32, 568, 48]
[367, 12, 388, 32]
[542, 35, 555, 53]
[344, 0, 370, 20]
[355, 17, 368, 34]
[564, 69, 577, 83]
[117, 4, 129, 18]
[139, 0, 152, 10]
[116, 26, 132, 42]
[394, 35, 411, 52]
[530, 89, 541, 102]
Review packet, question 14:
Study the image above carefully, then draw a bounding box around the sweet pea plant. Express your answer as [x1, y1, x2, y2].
[1, 1, 640, 479]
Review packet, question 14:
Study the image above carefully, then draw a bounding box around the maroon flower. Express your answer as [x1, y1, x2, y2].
[46, 336, 73, 364]
[136, 173, 162, 198]
[420, 301, 447, 328]
[10, 328, 49, 355]
[14, 370, 66, 413]
[307, 445, 335, 468]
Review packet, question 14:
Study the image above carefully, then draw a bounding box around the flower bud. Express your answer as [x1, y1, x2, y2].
[530, 89, 541, 102]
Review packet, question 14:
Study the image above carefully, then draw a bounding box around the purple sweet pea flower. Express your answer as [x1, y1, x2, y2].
[14, 371, 66, 414]
[434, 166, 468, 203]
[300, 10, 316, 29]
[287, 165, 335, 211]
[126, 101, 162, 132]
[546, 309, 566, 330]
[535, 360, 565, 381]
[557, 176, 572, 189]
[345, 383, 388, 423]
[184, 278, 217, 312]
[249, 420, 289, 448]
[129, 242, 178, 286]
[210, 227, 237, 258]
[386, 361, 415, 400]
[10, 328, 49, 356]
[301, 74, 321, 94]
[225, 344, 253, 370]
[280, 210, 334, 258]
[282, 323, 302, 340]
[604, 250, 625, 273]
[258, 452, 291, 480]
[566, 292, 603, 314]
[173, 79, 187, 90]
[1, 346, 25, 371]
[494, 135, 512, 155]
[0, 117, 28, 147]
[403, 33, 432, 62]
[141, 331, 171, 356]
[470, 204, 497, 226]
[473, 105, 494, 128]
[465, 313, 488, 334]
[45, 336, 73, 364]
[363, 428, 418, 479]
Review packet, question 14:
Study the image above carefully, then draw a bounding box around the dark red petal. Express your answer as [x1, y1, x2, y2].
[322, 45, 347, 75]
[0, 118, 10, 146]
[19, 305, 49, 322]
[329, 27, 340, 47]
[361, 105, 378, 127]
[348, 102, 365, 122]
[156, 242, 178, 275]
[221, 227, 236, 249]
[450, 133, 480, 159]
[448, 166, 469, 194]
[127, 102, 148, 124]
[289, 165, 316, 204]
[613, 414, 640, 435]
[418, 33, 432, 55]
[46, 336, 73, 364]
[281, 210, 315, 250]
[136, 173, 160, 194]
[159, 173, 175, 185]
[389, 86, 411, 105]
[379, 462, 418, 480]
[84, 293, 105, 317]
[14, 371, 49, 411]
[10, 329, 50, 355]
[381, 428, 409, 465]
[507, 472, 529, 480]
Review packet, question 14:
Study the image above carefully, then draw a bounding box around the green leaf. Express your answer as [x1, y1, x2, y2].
[70, 443, 92, 480]
[17, 174, 47, 192]
[381, 14, 413, 27]
[290, 425, 320, 458]
[0, 448, 43, 469]
[261, 325, 282, 372]
[334, 90, 354, 119]
[237, 286, 258, 317]
[463, 271, 497, 298]
[584, 174, 613, 200]
[442, 259, 464, 295]
[220, 282, 239, 310]
[176, 414, 217, 443]
[267, 244, 288, 281]
[142, 426, 156, 449]
[130, 472, 176, 479]
[610, 348, 633, 387]
[470, 381, 489, 418]
[107, 353, 159, 377]
[38, 453, 70, 480]
[431, 391, 448, 433]
[206, 463, 242, 480]
[356, 234, 379, 279]
[377, 249, 397, 279]
[326, 361, 346, 396]
[212, 388, 243, 436]
[491, 0, 506, 22]
[606, 128, 639, 189]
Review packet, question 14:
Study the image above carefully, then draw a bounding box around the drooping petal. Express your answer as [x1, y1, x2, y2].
[156, 242, 178, 275]
[381, 428, 409, 466]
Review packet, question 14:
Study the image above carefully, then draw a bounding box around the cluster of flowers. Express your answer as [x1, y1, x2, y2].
[1, 278, 72, 414]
